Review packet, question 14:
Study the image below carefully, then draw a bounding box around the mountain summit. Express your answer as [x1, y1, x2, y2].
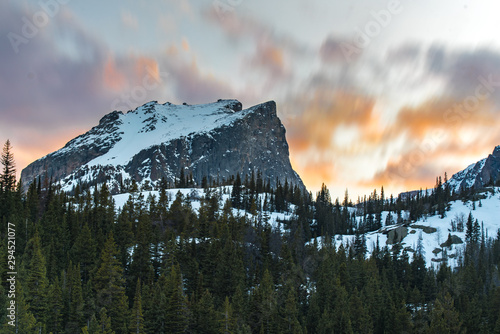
[21, 99, 305, 193]
[447, 145, 500, 192]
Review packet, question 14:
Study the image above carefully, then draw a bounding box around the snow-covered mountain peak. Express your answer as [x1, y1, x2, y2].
[446, 145, 500, 193]
[21, 99, 304, 194]
[79, 99, 248, 168]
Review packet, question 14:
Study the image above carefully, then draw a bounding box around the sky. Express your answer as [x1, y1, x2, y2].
[2, 0, 500, 200]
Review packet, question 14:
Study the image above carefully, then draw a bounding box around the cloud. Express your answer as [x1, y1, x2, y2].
[0, 3, 173, 175]
[204, 6, 309, 58]
[103, 55, 127, 91]
[204, 6, 268, 41]
[281, 44, 500, 195]
[358, 96, 500, 193]
[161, 56, 234, 104]
[284, 89, 378, 148]
[443, 49, 500, 105]
[364, 134, 500, 192]
[158, 13, 177, 34]
[121, 10, 138, 29]
[320, 36, 360, 63]
[426, 45, 446, 73]
[245, 40, 291, 87]
[282, 89, 380, 191]
[386, 44, 420, 63]
[181, 38, 190, 51]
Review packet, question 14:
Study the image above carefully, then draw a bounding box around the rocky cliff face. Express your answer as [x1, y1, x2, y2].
[21, 99, 305, 194]
[447, 145, 500, 192]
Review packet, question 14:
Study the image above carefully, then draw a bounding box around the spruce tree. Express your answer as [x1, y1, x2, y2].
[221, 296, 236, 334]
[348, 288, 373, 334]
[96, 307, 116, 334]
[94, 233, 129, 334]
[427, 293, 463, 333]
[65, 262, 84, 333]
[25, 230, 49, 330]
[231, 174, 243, 209]
[162, 264, 188, 333]
[466, 212, 474, 244]
[143, 282, 167, 333]
[280, 285, 303, 334]
[189, 289, 220, 333]
[46, 277, 64, 334]
[129, 279, 145, 334]
[70, 222, 97, 283]
[0, 140, 16, 192]
[250, 269, 278, 333]
[128, 215, 154, 289]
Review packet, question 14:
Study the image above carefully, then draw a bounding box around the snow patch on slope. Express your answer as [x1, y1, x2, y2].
[87, 100, 246, 168]
[312, 187, 500, 269]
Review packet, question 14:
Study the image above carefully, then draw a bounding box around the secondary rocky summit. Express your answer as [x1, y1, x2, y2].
[447, 145, 500, 192]
[21, 99, 305, 194]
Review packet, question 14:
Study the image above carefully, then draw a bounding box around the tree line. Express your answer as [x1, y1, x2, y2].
[2, 140, 500, 333]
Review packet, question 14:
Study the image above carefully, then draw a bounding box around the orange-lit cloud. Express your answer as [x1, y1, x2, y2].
[134, 56, 160, 82]
[104, 55, 127, 91]
[248, 41, 289, 82]
[393, 98, 497, 140]
[357, 98, 500, 194]
[283, 90, 379, 192]
[283, 80, 500, 197]
[182, 38, 190, 52]
[285, 90, 376, 151]
[293, 156, 337, 187]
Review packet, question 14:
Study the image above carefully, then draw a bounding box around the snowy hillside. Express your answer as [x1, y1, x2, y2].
[113, 186, 296, 234]
[326, 187, 500, 268]
[114, 184, 500, 269]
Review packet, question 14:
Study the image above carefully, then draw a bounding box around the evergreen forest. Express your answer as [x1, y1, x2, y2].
[2, 140, 500, 333]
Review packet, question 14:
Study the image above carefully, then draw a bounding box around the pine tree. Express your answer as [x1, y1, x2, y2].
[128, 214, 154, 289]
[86, 313, 100, 333]
[96, 307, 116, 334]
[221, 296, 236, 334]
[177, 168, 186, 188]
[25, 230, 49, 330]
[71, 222, 97, 283]
[82, 279, 97, 330]
[190, 289, 220, 333]
[465, 212, 475, 244]
[94, 233, 129, 334]
[162, 264, 188, 333]
[472, 219, 481, 244]
[231, 174, 243, 209]
[349, 288, 372, 334]
[280, 285, 303, 334]
[66, 262, 85, 333]
[250, 269, 278, 333]
[333, 283, 354, 334]
[317, 306, 336, 334]
[143, 282, 166, 333]
[46, 277, 64, 334]
[0, 140, 16, 192]
[427, 293, 463, 334]
[129, 279, 145, 334]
